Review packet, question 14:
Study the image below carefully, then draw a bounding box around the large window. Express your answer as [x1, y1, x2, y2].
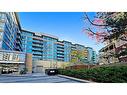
[0, 50, 26, 63]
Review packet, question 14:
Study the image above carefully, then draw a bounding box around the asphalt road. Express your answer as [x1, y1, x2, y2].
[0, 73, 82, 83]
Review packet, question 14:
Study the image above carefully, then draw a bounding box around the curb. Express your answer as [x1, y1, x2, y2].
[58, 75, 95, 83]
[0, 74, 32, 77]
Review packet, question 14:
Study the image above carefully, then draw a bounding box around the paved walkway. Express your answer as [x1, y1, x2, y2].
[0, 73, 86, 83]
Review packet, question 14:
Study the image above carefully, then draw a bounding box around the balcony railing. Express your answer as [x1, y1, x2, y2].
[0, 19, 6, 23]
[32, 48, 43, 52]
[99, 49, 115, 58]
[33, 52, 43, 56]
[33, 41, 43, 45]
[32, 44, 43, 48]
[0, 26, 3, 32]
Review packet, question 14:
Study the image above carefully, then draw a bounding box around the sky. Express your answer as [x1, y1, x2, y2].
[18, 12, 104, 53]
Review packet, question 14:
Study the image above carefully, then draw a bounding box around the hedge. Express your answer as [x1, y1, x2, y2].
[58, 65, 127, 83]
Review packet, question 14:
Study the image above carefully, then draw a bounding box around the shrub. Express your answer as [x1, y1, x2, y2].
[58, 65, 127, 83]
[20, 68, 28, 74]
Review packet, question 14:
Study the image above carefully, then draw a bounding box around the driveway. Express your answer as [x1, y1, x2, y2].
[0, 73, 86, 83]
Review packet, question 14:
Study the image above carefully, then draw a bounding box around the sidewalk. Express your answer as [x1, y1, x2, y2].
[0, 73, 46, 77]
[58, 75, 95, 83]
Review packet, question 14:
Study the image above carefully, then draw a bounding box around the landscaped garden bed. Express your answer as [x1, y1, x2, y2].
[58, 65, 127, 83]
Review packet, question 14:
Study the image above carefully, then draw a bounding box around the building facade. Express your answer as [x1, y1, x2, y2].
[99, 41, 117, 64]
[0, 12, 97, 71]
[0, 49, 32, 74]
[92, 50, 97, 63]
[21, 30, 97, 63]
[99, 33, 127, 64]
[0, 12, 32, 74]
[85, 47, 97, 64]
[0, 12, 22, 51]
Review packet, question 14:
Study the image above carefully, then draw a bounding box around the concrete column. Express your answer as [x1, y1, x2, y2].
[25, 53, 32, 74]
[0, 67, 2, 75]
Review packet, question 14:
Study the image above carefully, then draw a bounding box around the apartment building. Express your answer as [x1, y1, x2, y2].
[0, 12, 97, 64]
[115, 34, 127, 62]
[0, 12, 22, 51]
[99, 39, 118, 64]
[0, 12, 97, 73]
[0, 12, 29, 74]
[21, 30, 96, 63]
[99, 34, 127, 64]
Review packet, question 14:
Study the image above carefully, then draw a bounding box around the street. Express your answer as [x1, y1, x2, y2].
[0, 73, 83, 83]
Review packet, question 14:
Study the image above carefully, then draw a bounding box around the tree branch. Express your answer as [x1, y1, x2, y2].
[84, 12, 109, 27]
[85, 28, 107, 37]
[84, 12, 127, 28]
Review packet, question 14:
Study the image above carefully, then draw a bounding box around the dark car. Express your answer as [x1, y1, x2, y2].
[2, 69, 9, 74]
[45, 69, 58, 75]
[8, 69, 13, 74]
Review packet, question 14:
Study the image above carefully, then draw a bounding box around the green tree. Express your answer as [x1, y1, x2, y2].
[71, 49, 88, 64]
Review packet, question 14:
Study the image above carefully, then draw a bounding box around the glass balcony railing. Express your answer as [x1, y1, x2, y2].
[32, 44, 43, 48]
[0, 26, 3, 32]
[33, 52, 43, 55]
[57, 51, 64, 54]
[57, 46, 64, 49]
[33, 40, 43, 44]
[0, 18, 6, 23]
[32, 48, 43, 51]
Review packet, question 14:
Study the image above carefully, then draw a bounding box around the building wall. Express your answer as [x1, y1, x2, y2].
[0, 50, 26, 74]
[0, 12, 22, 51]
[22, 30, 33, 53]
[99, 40, 119, 64]
[99, 34, 127, 64]
[22, 30, 59, 61]
[92, 51, 97, 63]
[0, 12, 97, 65]
[33, 60, 70, 73]
[43, 36, 58, 61]
[56, 41, 64, 61]
[21, 30, 97, 63]
[63, 41, 71, 62]
[86, 47, 94, 63]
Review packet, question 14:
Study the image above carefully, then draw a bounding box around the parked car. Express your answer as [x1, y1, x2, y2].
[2, 69, 9, 74]
[8, 69, 13, 74]
[45, 69, 58, 75]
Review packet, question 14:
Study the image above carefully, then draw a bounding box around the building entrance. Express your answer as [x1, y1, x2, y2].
[36, 66, 44, 73]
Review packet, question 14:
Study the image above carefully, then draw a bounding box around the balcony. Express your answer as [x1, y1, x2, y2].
[15, 46, 22, 51]
[33, 52, 43, 56]
[71, 48, 77, 50]
[0, 26, 3, 32]
[57, 50, 64, 53]
[57, 46, 64, 49]
[33, 40, 43, 45]
[57, 55, 64, 58]
[33, 37, 43, 41]
[0, 28, 3, 32]
[0, 19, 6, 23]
[32, 48, 43, 52]
[16, 37, 22, 44]
[57, 47, 64, 51]
[32, 44, 43, 48]
[16, 42, 22, 49]
[57, 53, 64, 56]
[57, 58, 64, 61]
[99, 49, 115, 59]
